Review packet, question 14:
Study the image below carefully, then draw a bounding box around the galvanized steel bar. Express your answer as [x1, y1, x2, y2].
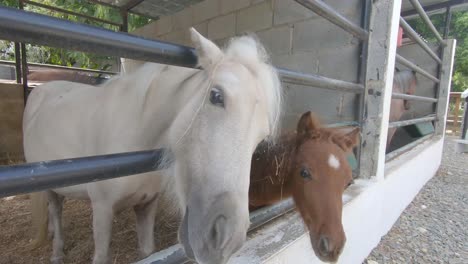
[443, 7, 452, 38]
[277, 68, 365, 93]
[395, 54, 440, 83]
[20, 42, 28, 103]
[294, 0, 369, 40]
[0, 149, 170, 198]
[408, 0, 445, 45]
[0, 7, 197, 68]
[14, 43, 22, 83]
[392, 92, 438, 103]
[388, 115, 436, 129]
[400, 17, 442, 64]
[23, 0, 123, 27]
[385, 134, 435, 161]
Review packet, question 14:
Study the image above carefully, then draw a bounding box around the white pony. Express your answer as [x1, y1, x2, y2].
[25, 28, 282, 264]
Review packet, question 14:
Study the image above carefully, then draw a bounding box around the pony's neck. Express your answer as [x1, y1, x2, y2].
[138, 63, 206, 148]
[249, 132, 297, 206]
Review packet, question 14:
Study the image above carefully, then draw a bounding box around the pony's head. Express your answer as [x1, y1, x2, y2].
[394, 70, 417, 110]
[291, 112, 359, 262]
[170, 28, 282, 264]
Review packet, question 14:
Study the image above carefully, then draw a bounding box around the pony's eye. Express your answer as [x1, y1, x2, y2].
[209, 87, 224, 108]
[300, 168, 312, 180]
[346, 179, 354, 188]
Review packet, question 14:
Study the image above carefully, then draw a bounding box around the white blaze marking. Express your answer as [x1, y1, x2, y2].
[328, 154, 340, 170]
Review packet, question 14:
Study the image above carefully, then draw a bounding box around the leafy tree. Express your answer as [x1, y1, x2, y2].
[0, 0, 152, 71]
[408, 11, 468, 92]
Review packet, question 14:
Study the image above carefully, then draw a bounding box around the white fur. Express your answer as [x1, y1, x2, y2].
[25, 28, 282, 264]
[328, 154, 340, 170]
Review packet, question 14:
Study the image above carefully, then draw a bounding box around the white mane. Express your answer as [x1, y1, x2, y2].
[394, 70, 417, 93]
[223, 35, 283, 139]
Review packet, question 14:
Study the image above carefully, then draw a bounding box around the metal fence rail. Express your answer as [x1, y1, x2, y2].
[0, 149, 170, 198]
[277, 68, 364, 93]
[399, 17, 442, 64]
[294, 0, 368, 40]
[385, 133, 435, 161]
[0, 7, 198, 68]
[392, 92, 438, 103]
[407, 0, 445, 46]
[395, 54, 440, 83]
[388, 115, 436, 129]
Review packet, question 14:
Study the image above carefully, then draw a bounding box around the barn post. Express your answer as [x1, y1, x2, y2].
[359, 0, 402, 179]
[434, 39, 456, 136]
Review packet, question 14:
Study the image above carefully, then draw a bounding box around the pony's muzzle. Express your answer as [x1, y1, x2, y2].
[181, 193, 248, 264]
[316, 234, 346, 263]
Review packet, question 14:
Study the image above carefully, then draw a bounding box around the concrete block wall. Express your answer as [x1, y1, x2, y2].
[130, 0, 364, 129]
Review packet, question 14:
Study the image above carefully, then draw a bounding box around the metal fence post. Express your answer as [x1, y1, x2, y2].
[435, 39, 457, 136]
[359, 0, 402, 179]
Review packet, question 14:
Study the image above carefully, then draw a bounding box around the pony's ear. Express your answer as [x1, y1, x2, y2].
[190, 27, 223, 69]
[297, 111, 321, 136]
[340, 128, 360, 152]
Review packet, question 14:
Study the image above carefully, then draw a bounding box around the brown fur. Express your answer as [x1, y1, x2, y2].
[249, 112, 359, 262]
[28, 69, 100, 85]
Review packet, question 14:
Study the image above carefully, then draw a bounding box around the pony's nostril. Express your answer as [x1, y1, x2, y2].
[210, 215, 228, 249]
[319, 236, 330, 255]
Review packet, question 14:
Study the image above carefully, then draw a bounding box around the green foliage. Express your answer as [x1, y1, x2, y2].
[0, 0, 152, 70]
[408, 11, 468, 92]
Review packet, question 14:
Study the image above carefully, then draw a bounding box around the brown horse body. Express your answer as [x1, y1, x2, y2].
[28, 69, 105, 85]
[387, 70, 417, 148]
[249, 112, 359, 262]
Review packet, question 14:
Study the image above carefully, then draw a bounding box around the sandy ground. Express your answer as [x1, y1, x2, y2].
[0, 193, 180, 264]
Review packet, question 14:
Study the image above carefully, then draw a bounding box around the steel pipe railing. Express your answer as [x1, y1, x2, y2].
[278, 68, 365, 93]
[407, 0, 446, 46]
[400, 17, 442, 64]
[294, 0, 369, 41]
[0, 149, 170, 198]
[386, 133, 435, 161]
[392, 92, 438, 103]
[0, 7, 198, 68]
[396, 54, 440, 83]
[388, 115, 436, 129]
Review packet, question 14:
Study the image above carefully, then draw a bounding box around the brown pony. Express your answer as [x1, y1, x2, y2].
[28, 69, 106, 85]
[249, 111, 359, 262]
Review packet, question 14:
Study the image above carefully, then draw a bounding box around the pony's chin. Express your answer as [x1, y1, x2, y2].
[309, 235, 339, 263]
[179, 208, 196, 260]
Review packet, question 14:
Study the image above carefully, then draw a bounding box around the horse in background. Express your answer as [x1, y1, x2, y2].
[387, 70, 417, 148]
[249, 111, 359, 262]
[25, 28, 282, 264]
[28, 69, 108, 85]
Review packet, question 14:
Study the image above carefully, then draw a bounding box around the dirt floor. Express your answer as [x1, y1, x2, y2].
[0, 192, 180, 264]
